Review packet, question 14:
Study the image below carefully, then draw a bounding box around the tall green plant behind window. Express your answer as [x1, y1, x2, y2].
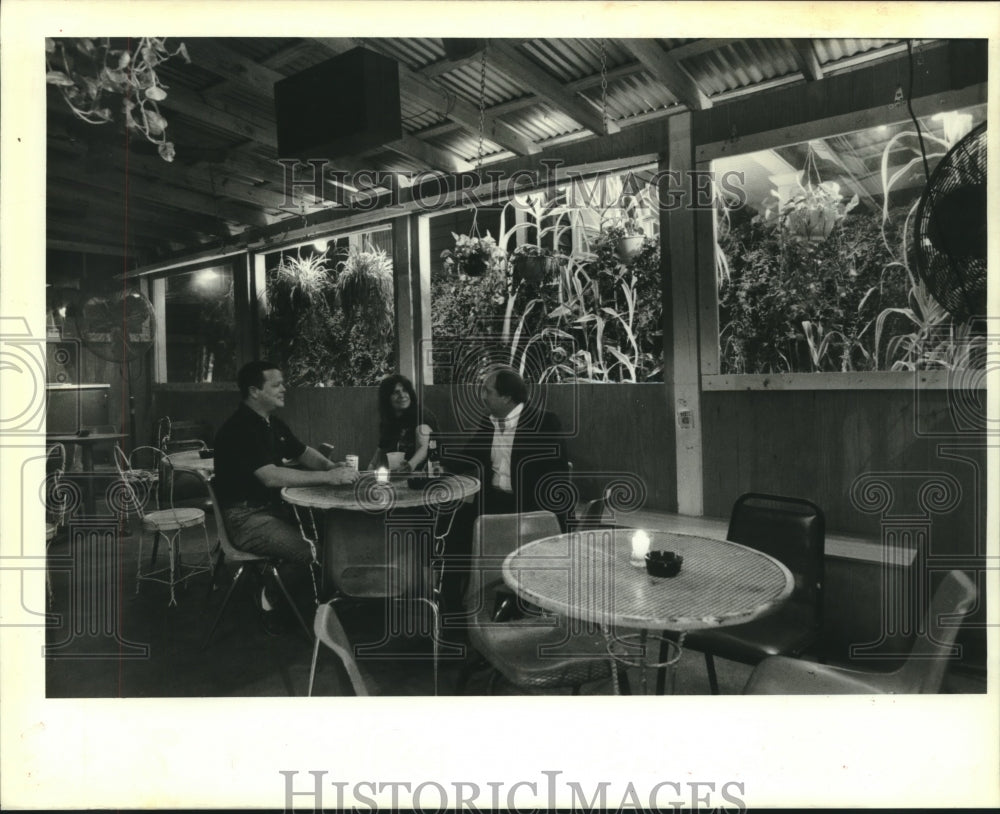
[430, 167, 664, 384]
[714, 104, 986, 373]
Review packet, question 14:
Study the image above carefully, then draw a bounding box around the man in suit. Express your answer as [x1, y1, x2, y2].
[440, 366, 572, 611]
[453, 366, 569, 520]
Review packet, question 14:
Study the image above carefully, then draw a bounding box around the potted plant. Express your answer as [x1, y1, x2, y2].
[510, 244, 560, 285]
[46, 37, 190, 162]
[777, 181, 858, 245]
[336, 246, 394, 336]
[600, 218, 646, 262]
[440, 231, 506, 277]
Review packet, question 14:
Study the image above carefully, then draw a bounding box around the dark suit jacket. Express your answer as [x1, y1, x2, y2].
[445, 404, 572, 526]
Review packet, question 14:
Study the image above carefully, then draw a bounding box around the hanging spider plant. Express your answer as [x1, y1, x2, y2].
[336, 246, 394, 337]
[273, 247, 335, 305]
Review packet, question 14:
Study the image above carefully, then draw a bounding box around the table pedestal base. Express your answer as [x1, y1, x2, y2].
[606, 630, 684, 695]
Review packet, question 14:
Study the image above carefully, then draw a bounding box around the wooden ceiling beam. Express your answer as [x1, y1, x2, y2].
[415, 37, 728, 136]
[47, 209, 201, 246]
[163, 84, 279, 148]
[312, 37, 540, 157]
[49, 157, 269, 227]
[181, 38, 286, 96]
[790, 38, 824, 82]
[486, 40, 618, 136]
[47, 237, 139, 257]
[47, 185, 232, 237]
[382, 135, 474, 174]
[619, 39, 712, 111]
[52, 138, 305, 213]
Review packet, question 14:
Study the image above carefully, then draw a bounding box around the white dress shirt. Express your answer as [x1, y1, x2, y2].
[490, 402, 523, 493]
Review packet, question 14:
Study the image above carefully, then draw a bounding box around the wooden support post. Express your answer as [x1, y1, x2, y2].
[234, 253, 256, 370]
[414, 215, 432, 387]
[661, 113, 704, 515]
[392, 215, 427, 387]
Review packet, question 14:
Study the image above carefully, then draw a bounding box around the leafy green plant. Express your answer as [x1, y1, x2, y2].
[46, 37, 190, 162]
[336, 246, 394, 337]
[262, 246, 394, 386]
[440, 231, 506, 277]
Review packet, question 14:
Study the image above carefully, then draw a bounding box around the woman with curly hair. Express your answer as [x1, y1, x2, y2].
[368, 374, 438, 473]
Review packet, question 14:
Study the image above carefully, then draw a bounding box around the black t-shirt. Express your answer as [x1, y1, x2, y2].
[377, 407, 438, 460]
[213, 402, 306, 509]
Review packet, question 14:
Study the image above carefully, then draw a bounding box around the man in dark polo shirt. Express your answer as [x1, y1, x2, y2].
[214, 360, 358, 629]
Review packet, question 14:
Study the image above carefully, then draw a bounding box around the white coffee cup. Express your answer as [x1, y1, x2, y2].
[345, 454, 359, 471]
[386, 451, 406, 470]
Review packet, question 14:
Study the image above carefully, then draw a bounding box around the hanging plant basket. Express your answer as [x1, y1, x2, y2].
[775, 150, 859, 246]
[441, 230, 506, 278]
[615, 234, 645, 262]
[511, 245, 560, 285]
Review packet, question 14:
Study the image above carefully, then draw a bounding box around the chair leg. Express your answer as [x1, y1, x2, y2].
[454, 650, 487, 695]
[616, 666, 632, 695]
[208, 549, 225, 598]
[269, 564, 313, 644]
[415, 596, 441, 696]
[202, 564, 247, 649]
[167, 533, 178, 607]
[149, 531, 160, 568]
[487, 669, 502, 695]
[307, 636, 322, 697]
[705, 653, 720, 695]
[135, 530, 145, 595]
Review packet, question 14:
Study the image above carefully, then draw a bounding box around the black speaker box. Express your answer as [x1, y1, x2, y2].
[273, 47, 401, 159]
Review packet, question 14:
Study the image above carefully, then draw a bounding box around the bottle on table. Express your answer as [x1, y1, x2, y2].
[427, 438, 442, 477]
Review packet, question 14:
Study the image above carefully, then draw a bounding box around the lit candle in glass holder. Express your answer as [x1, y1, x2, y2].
[375, 467, 389, 484]
[630, 530, 651, 567]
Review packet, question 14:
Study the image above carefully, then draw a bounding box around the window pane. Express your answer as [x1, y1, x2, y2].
[164, 265, 237, 382]
[713, 103, 986, 374]
[260, 230, 395, 386]
[430, 166, 663, 384]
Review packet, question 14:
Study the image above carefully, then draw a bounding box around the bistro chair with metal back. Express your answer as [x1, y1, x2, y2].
[571, 485, 636, 532]
[201, 477, 312, 648]
[676, 492, 825, 694]
[45, 443, 69, 605]
[308, 601, 370, 697]
[114, 446, 160, 509]
[114, 445, 214, 607]
[455, 511, 614, 695]
[744, 569, 977, 694]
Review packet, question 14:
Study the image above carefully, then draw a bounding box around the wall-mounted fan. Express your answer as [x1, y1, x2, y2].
[69, 288, 156, 446]
[71, 288, 156, 361]
[908, 122, 987, 323]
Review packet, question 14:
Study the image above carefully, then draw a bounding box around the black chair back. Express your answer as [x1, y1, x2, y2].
[727, 493, 825, 626]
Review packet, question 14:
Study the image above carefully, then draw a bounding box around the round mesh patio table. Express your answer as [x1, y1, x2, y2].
[503, 528, 793, 694]
[282, 474, 480, 595]
[502, 528, 793, 632]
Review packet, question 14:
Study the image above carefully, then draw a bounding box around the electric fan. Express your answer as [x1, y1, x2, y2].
[69, 288, 156, 446]
[908, 122, 987, 323]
